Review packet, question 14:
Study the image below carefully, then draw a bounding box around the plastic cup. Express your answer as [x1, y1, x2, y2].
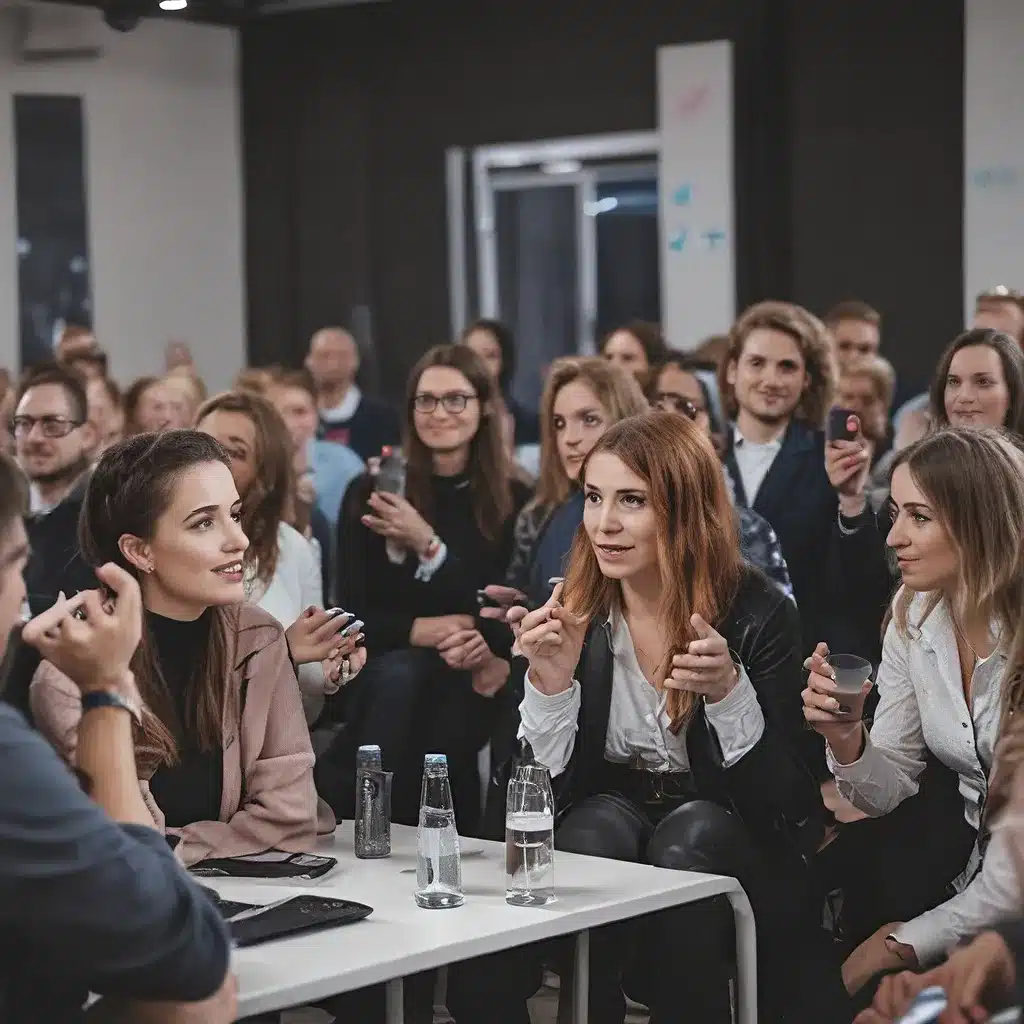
[826, 653, 873, 720]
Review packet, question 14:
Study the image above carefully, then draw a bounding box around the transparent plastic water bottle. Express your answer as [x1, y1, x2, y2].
[414, 754, 464, 909]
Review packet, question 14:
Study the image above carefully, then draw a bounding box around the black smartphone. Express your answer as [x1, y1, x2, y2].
[826, 407, 859, 442]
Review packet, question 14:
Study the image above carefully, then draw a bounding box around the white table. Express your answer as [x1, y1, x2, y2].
[207, 823, 756, 1024]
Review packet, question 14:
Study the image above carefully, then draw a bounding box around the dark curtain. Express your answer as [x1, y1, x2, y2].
[241, 0, 963, 400]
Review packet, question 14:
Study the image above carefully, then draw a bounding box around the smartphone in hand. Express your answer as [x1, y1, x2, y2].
[826, 407, 859, 442]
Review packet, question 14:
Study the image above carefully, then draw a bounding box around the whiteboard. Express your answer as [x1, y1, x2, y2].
[657, 41, 735, 350]
[964, 0, 1024, 323]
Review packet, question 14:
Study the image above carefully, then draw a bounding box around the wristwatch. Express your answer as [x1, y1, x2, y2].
[81, 689, 142, 725]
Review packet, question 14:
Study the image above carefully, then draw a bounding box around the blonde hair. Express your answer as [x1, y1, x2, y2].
[719, 300, 837, 430]
[533, 357, 649, 511]
[841, 355, 896, 411]
[888, 429, 1024, 721]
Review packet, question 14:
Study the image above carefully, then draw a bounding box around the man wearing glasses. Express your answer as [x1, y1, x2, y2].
[13, 365, 98, 617]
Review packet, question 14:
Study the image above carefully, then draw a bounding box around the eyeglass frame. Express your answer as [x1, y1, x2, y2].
[412, 391, 479, 415]
[11, 414, 86, 440]
[652, 392, 702, 422]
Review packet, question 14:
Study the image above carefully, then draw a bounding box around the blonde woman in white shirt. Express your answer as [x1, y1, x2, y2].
[803, 428, 1024, 995]
[197, 392, 365, 723]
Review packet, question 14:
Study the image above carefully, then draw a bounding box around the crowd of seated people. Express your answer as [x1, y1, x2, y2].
[4, 288, 1024, 1024]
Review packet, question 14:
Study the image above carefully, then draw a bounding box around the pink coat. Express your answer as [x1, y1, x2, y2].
[30, 603, 335, 866]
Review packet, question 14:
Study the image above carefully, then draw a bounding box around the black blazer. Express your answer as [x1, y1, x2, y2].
[723, 420, 837, 655]
[554, 569, 826, 862]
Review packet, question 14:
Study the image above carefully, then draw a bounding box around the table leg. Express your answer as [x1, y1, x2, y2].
[572, 929, 589, 1024]
[726, 888, 757, 1024]
[385, 977, 404, 1024]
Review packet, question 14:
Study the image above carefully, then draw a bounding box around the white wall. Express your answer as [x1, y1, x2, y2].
[964, 0, 1024, 323]
[657, 41, 735, 349]
[0, 9, 245, 390]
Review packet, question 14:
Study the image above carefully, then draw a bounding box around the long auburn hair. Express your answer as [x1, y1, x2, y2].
[404, 344, 512, 542]
[533, 358, 649, 512]
[886, 430, 1024, 802]
[562, 412, 744, 732]
[719, 300, 836, 430]
[195, 390, 293, 584]
[927, 328, 1024, 436]
[78, 431, 238, 773]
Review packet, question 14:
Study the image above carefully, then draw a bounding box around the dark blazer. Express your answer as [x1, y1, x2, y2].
[823, 503, 896, 665]
[554, 568, 826, 861]
[723, 419, 837, 655]
[23, 475, 96, 618]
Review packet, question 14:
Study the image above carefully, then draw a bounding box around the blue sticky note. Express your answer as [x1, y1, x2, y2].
[673, 184, 692, 206]
[668, 230, 687, 252]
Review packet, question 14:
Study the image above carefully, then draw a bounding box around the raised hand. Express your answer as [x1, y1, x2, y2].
[666, 613, 738, 704]
[825, 413, 872, 514]
[507, 582, 586, 696]
[361, 491, 434, 554]
[285, 607, 353, 666]
[23, 564, 143, 695]
[478, 584, 528, 622]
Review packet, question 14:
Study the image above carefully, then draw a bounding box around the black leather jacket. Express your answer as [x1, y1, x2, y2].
[554, 568, 826, 861]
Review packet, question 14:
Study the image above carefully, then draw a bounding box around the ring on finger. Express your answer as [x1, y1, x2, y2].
[341, 656, 352, 683]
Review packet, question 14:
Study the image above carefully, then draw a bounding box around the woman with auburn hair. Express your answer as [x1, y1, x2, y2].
[806, 428, 1024, 1001]
[449, 412, 846, 1024]
[196, 391, 363, 724]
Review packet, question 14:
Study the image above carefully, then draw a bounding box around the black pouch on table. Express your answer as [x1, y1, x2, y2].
[189, 850, 337, 879]
[230, 895, 374, 948]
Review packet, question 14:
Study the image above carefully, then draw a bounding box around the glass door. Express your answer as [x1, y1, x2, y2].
[447, 132, 660, 409]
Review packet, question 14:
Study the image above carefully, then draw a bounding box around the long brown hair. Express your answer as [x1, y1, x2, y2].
[195, 390, 293, 584]
[78, 431, 237, 772]
[404, 344, 512, 542]
[719, 300, 836, 429]
[533, 358, 649, 512]
[927, 328, 1024, 436]
[562, 412, 744, 732]
[886, 430, 1024, 810]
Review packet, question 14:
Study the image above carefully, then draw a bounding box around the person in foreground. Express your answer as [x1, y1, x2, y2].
[0, 452, 234, 1022]
[448, 412, 845, 1024]
[805, 429, 1024, 998]
[30, 431, 323, 865]
[856, 750, 1024, 1024]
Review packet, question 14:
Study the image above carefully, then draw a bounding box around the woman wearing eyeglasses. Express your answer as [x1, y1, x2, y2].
[319, 345, 530, 832]
[651, 355, 794, 599]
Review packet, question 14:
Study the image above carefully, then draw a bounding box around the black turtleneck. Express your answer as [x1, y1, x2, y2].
[336, 471, 530, 655]
[146, 610, 224, 829]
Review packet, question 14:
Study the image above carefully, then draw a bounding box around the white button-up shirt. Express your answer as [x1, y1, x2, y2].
[519, 611, 766, 778]
[731, 424, 783, 506]
[827, 592, 1011, 963]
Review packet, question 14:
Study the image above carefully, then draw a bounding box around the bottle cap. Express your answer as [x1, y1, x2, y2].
[381, 445, 393, 457]
[424, 753, 447, 765]
[358, 744, 382, 755]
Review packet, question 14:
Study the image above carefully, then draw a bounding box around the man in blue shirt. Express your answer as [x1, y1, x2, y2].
[270, 368, 364, 527]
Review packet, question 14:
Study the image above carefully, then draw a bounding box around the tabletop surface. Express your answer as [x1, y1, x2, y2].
[209, 823, 743, 1016]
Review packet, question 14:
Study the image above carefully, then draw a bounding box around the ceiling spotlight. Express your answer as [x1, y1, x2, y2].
[159, 0, 188, 9]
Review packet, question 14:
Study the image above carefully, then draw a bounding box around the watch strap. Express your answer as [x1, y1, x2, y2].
[81, 689, 141, 724]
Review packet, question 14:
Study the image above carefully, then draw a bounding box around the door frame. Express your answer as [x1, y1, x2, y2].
[446, 131, 660, 348]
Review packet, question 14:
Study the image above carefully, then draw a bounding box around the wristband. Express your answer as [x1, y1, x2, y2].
[81, 689, 142, 725]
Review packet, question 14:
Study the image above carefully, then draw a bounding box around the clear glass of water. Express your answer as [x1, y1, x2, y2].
[505, 763, 556, 906]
